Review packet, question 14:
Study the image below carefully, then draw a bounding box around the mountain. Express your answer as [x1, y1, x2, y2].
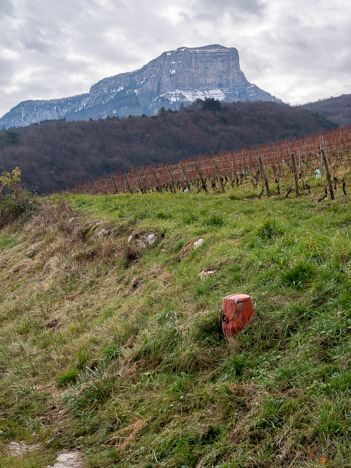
[0, 45, 280, 129]
[301, 94, 351, 127]
[0, 100, 336, 194]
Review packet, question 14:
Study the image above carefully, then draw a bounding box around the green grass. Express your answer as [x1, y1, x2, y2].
[0, 233, 16, 251]
[1, 187, 351, 466]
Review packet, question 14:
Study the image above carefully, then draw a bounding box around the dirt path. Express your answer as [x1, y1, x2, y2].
[48, 451, 85, 467]
[6, 442, 85, 467]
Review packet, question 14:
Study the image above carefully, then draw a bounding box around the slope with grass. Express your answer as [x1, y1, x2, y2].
[1, 185, 351, 467]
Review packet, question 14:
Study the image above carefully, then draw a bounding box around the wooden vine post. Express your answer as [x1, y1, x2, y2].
[320, 137, 325, 175]
[258, 155, 270, 197]
[100, 179, 107, 195]
[152, 168, 162, 192]
[166, 165, 176, 193]
[213, 160, 225, 193]
[321, 149, 335, 200]
[290, 153, 300, 197]
[242, 150, 247, 178]
[110, 176, 118, 193]
[194, 162, 208, 192]
[180, 162, 191, 191]
[124, 174, 133, 193]
[137, 171, 144, 192]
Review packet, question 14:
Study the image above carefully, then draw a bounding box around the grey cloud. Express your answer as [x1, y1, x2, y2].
[0, 0, 350, 116]
[189, 0, 265, 21]
[196, 0, 264, 14]
[0, 0, 14, 16]
[0, 58, 15, 85]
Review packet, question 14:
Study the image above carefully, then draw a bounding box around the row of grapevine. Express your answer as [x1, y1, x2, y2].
[69, 127, 351, 197]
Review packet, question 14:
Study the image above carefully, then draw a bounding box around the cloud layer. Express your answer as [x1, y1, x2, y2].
[0, 0, 350, 117]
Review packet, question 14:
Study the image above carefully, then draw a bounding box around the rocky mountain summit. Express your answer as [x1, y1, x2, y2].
[0, 45, 280, 128]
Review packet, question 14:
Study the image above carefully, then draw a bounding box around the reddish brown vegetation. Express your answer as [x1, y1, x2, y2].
[71, 128, 351, 195]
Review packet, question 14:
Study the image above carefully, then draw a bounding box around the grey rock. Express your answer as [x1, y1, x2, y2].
[146, 233, 157, 245]
[0, 45, 281, 129]
[47, 451, 85, 468]
[7, 441, 41, 457]
[97, 228, 110, 239]
[194, 238, 205, 249]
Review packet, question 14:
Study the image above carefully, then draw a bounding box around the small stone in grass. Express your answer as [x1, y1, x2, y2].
[194, 238, 205, 249]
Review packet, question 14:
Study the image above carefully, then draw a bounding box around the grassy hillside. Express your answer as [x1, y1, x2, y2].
[1, 183, 351, 467]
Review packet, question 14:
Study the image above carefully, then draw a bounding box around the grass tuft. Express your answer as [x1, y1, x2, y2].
[256, 218, 283, 242]
[57, 368, 79, 386]
[282, 260, 315, 288]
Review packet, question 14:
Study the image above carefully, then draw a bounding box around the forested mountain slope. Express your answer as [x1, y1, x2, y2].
[301, 94, 351, 127]
[0, 100, 335, 193]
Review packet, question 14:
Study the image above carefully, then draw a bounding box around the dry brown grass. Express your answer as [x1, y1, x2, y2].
[106, 419, 148, 452]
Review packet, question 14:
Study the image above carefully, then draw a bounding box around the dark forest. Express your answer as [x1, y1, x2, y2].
[0, 100, 336, 193]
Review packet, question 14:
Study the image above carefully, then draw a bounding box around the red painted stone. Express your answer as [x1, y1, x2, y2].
[222, 294, 254, 338]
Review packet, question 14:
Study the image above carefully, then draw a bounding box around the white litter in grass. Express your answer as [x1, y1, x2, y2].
[97, 228, 109, 239]
[198, 269, 216, 280]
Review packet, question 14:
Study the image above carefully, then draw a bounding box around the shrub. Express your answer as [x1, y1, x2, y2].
[0, 167, 38, 229]
[0, 166, 22, 193]
[0, 190, 38, 229]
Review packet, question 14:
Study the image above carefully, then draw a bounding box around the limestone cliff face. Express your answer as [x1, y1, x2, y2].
[0, 45, 281, 128]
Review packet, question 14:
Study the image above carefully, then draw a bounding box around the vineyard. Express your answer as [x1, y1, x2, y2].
[70, 127, 351, 199]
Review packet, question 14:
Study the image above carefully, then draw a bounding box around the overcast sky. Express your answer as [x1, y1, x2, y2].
[0, 0, 350, 117]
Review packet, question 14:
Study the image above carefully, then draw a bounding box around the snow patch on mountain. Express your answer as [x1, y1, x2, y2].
[0, 45, 281, 128]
